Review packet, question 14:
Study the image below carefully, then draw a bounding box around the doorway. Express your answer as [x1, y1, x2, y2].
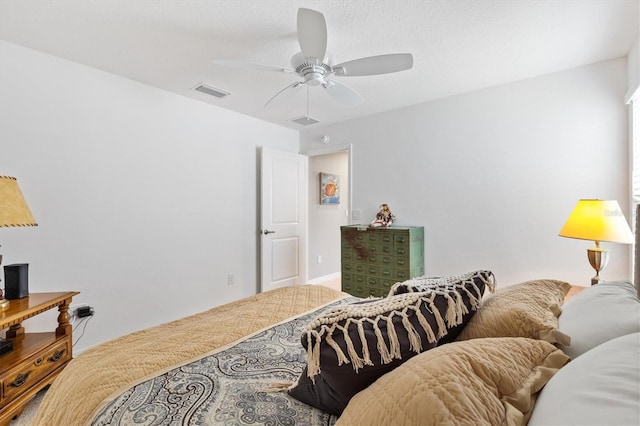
[305, 144, 352, 285]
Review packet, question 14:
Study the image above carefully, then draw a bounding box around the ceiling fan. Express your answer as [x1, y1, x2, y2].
[212, 8, 413, 108]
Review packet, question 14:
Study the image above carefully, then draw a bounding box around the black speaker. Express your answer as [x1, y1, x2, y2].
[4, 263, 29, 299]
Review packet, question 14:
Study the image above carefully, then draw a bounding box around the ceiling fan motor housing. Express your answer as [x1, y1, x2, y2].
[291, 52, 332, 85]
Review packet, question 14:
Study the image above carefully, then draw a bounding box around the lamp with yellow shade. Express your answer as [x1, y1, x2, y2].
[0, 176, 38, 310]
[559, 199, 633, 285]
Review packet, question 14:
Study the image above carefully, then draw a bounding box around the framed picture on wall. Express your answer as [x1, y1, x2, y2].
[320, 172, 340, 205]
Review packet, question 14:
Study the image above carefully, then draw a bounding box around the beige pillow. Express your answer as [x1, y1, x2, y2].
[336, 337, 570, 426]
[456, 279, 571, 344]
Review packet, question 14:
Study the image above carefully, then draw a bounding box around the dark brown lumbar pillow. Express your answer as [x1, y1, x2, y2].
[288, 276, 492, 415]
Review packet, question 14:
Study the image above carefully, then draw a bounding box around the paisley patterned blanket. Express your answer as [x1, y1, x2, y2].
[92, 297, 356, 425]
[32, 285, 349, 425]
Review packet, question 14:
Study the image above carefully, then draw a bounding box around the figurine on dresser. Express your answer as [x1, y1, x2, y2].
[370, 203, 395, 227]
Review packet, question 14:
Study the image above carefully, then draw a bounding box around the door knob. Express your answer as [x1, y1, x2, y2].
[263, 229, 276, 235]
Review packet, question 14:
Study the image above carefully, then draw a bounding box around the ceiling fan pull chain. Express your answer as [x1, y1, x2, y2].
[306, 85, 310, 119]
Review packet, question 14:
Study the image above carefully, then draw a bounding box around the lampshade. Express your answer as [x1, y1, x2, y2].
[558, 199, 632, 244]
[0, 176, 37, 227]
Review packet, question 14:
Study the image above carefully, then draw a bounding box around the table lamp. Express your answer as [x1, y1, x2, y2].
[0, 176, 38, 310]
[559, 199, 633, 285]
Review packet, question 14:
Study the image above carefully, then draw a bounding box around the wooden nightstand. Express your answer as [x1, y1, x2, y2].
[0, 292, 79, 425]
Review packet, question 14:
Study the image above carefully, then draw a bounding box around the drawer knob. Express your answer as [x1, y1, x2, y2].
[48, 349, 66, 363]
[10, 371, 32, 388]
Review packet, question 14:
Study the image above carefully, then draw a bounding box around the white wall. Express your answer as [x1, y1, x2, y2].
[301, 58, 631, 287]
[627, 35, 639, 99]
[0, 41, 298, 352]
[307, 151, 349, 280]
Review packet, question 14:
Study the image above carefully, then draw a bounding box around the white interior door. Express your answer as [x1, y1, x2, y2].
[260, 147, 307, 292]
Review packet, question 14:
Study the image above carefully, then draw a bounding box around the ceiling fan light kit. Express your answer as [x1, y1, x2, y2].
[212, 7, 413, 119]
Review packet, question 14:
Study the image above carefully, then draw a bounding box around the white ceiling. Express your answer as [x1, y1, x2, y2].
[0, 0, 638, 131]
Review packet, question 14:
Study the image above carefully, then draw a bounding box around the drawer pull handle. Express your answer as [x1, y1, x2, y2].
[34, 357, 44, 366]
[10, 371, 32, 388]
[48, 350, 66, 363]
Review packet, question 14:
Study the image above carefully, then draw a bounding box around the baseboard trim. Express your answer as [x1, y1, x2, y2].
[307, 272, 340, 285]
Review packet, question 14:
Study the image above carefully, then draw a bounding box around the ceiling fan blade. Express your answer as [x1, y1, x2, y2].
[297, 8, 327, 63]
[333, 53, 413, 76]
[322, 80, 364, 107]
[264, 81, 304, 108]
[212, 59, 294, 74]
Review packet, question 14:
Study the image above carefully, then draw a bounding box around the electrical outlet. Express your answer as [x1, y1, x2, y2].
[227, 273, 235, 285]
[352, 209, 362, 220]
[317, 255, 322, 264]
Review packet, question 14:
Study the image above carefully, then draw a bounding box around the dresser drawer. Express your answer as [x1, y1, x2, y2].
[380, 245, 393, 255]
[343, 262, 367, 274]
[1, 337, 71, 403]
[365, 276, 379, 287]
[393, 269, 411, 281]
[343, 272, 366, 285]
[393, 257, 409, 268]
[380, 279, 395, 294]
[394, 233, 410, 246]
[364, 233, 380, 244]
[379, 233, 393, 244]
[349, 284, 367, 298]
[349, 284, 386, 298]
[365, 244, 380, 255]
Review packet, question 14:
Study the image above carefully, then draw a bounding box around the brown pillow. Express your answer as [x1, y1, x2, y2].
[288, 290, 466, 415]
[336, 337, 570, 426]
[456, 279, 571, 344]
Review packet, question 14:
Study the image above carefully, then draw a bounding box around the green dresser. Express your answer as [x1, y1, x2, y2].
[340, 225, 424, 298]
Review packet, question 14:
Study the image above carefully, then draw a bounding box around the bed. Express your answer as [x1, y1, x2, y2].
[27, 271, 640, 425]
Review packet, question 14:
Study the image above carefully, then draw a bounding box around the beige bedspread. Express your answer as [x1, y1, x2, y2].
[31, 285, 347, 426]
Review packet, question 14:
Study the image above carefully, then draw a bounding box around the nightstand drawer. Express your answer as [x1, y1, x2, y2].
[1, 337, 71, 403]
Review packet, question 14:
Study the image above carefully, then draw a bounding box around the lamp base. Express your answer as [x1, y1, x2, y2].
[0, 298, 9, 311]
[587, 245, 609, 286]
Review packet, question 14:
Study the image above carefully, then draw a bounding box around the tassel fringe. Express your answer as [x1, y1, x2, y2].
[304, 270, 497, 380]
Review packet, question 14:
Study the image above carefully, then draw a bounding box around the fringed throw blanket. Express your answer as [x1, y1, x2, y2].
[91, 297, 357, 426]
